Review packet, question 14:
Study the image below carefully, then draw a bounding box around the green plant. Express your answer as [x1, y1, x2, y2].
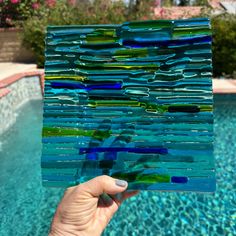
[22, 0, 155, 67]
[0, 0, 44, 27]
[192, 0, 209, 6]
[211, 14, 236, 78]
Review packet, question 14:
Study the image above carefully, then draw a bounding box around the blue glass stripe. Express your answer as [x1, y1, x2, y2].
[50, 82, 122, 90]
[171, 176, 188, 183]
[123, 35, 211, 47]
[80, 147, 168, 154]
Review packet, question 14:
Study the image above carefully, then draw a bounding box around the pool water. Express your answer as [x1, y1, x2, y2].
[0, 97, 235, 236]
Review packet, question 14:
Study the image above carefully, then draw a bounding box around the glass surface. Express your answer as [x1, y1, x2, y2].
[0, 95, 234, 235]
[42, 19, 214, 191]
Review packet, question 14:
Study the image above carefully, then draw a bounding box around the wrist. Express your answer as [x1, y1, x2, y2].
[49, 222, 90, 236]
[49, 223, 77, 236]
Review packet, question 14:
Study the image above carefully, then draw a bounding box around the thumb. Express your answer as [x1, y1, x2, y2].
[79, 176, 128, 231]
[79, 175, 128, 197]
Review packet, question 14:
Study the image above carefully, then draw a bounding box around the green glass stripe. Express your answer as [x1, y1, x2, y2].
[42, 127, 111, 140]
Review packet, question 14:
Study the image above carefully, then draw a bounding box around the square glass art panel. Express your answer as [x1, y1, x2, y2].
[42, 18, 215, 192]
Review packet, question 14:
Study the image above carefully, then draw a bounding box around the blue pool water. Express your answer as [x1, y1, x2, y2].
[0, 96, 235, 236]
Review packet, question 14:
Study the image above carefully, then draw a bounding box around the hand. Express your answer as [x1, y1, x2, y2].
[49, 175, 138, 236]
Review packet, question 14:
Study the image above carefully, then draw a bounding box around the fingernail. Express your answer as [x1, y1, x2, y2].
[115, 179, 127, 187]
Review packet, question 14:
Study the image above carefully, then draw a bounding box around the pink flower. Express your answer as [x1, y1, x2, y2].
[5, 17, 13, 25]
[10, 0, 20, 3]
[68, 0, 76, 6]
[45, 0, 56, 8]
[32, 2, 40, 9]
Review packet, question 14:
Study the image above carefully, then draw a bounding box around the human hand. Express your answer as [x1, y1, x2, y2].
[49, 175, 138, 236]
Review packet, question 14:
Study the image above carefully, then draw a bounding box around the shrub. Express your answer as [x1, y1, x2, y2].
[22, 0, 155, 67]
[22, 0, 77, 67]
[211, 14, 236, 78]
[0, 0, 43, 27]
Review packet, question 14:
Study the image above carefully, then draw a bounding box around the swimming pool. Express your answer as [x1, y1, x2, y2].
[0, 96, 235, 236]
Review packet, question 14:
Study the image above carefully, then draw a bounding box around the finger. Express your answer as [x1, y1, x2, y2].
[79, 175, 128, 197]
[63, 186, 76, 197]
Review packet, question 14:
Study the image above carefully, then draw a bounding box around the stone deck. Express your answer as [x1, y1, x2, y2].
[213, 79, 236, 94]
[0, 63, 37, 81]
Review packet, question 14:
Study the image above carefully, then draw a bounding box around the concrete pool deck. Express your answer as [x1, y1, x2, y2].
[0, 63, 37, 80]
[213, 79, 236, 94]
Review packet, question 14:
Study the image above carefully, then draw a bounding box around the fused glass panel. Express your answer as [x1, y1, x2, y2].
[42, 18, 215, 192]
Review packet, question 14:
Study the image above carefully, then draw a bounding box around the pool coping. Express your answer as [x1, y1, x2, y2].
[0, 70, 44, 99]
[212, 79, 236, 94]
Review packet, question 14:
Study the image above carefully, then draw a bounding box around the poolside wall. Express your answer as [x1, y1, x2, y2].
[0, 72, 44, 135]
[0, 28, 35, 63]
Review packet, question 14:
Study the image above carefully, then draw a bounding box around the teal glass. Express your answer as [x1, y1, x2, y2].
[42, 18, 215, 192]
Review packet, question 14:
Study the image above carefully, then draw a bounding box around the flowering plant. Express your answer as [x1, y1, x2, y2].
[0, 0, 69, 27]
[0, 0, 37, 27]
[21, 0, 156, 67]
